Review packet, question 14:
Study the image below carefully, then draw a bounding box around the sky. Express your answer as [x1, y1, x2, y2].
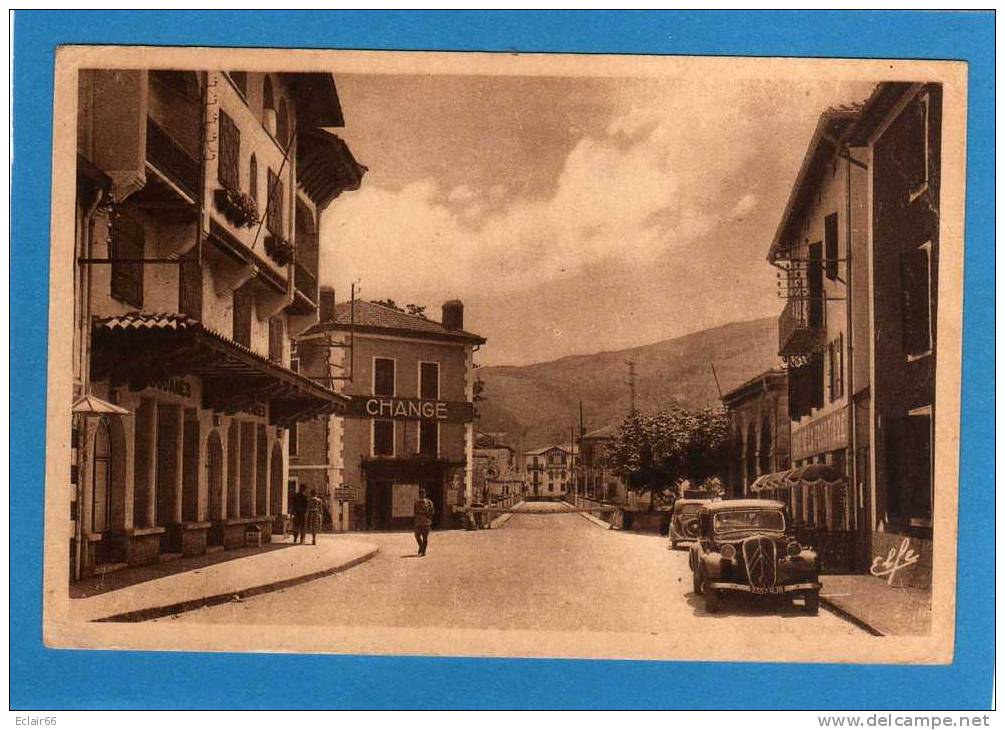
[320, 71, 873, 366]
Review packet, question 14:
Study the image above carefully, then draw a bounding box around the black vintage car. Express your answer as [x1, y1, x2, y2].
[668, 498, 709, 550]
[688, 499, 821, 614]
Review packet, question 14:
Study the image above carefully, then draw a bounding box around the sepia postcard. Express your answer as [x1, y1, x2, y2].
[43, 45, 967, 665]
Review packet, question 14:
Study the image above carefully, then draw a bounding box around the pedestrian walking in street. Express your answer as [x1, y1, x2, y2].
[306, 489, 323, 546]
[291, 485, 308, 544]
[413, 487, 435, 556]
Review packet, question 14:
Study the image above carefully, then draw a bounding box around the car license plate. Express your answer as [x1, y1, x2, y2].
[751, 586, 782, 595]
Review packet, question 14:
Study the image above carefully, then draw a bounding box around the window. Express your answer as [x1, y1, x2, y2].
[266, 168, 284, 237]
[886, 411, 933, 525]
[373, 358, 395, 397]
[228, 71, 247, 98]
[110, 213, 144, 308]
[179, 247, 202, 319]
[901, 241, 933, 358]
[827, 334, 845, 402]
[824, 213, 839, 280]
[373, 419, 394, 457]
[268, 317, 284, 363]
[288, 422, 298, 456]
[904, 93, 930, 200]
[277, 98, 290, 149]
[232, 288, 253, 348]
[249, 155, 258, 206]
[218, 110, 240, 190]
[810, 350, 825, 410]
[419, 362, 439, 399]
[419, 420, 438, 457]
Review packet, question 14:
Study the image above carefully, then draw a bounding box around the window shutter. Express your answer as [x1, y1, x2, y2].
[179, 247, 202, 319]
[233, 288, 253, 348]
[218, 110, 240, 190]
[810, 351, 825, 410]
[824, 213, 839, 280]
[249, 155, 258, 205]
[110, 213, 144, 308]
[268, 317, 284, 363]
[267, 169, 284, 236]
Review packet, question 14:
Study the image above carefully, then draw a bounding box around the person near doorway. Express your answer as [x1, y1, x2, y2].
[306, 489, 323, 546]
[291, 485, 308, 544]
[413, 487, 435, 556]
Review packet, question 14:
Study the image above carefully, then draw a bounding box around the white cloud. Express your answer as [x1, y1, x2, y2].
[321, 78, 869, 315]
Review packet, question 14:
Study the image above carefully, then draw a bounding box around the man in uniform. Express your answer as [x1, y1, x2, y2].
[413, 487, 435, 556]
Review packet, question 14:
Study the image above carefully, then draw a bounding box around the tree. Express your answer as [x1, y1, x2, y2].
[605, 406, 730, 509]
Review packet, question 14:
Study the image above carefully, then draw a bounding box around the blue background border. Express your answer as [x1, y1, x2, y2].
[10, 10, 995, 710]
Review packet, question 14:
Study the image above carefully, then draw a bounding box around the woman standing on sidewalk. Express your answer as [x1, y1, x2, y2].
[305, 489, 324, 546]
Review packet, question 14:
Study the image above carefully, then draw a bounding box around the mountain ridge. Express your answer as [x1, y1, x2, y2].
[476, 316, 780, 451]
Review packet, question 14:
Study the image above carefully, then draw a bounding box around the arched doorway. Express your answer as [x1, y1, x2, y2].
[207, 430, 224, 521]
[270, 442, 284, 517]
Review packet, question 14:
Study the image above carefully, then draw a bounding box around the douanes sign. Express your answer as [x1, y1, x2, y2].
[346, 396, 474, 424]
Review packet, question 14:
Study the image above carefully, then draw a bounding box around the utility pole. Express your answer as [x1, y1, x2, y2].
[579, 401, 585, 499]
[710, 361, 724, 402]
[624, 359, 637, 415]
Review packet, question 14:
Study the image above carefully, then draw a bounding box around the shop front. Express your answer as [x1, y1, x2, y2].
[361, 458, 466, 531]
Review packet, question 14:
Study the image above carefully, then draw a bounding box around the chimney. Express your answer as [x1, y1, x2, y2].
[442, 299, 464, 330]
[319, 286, 336, 322]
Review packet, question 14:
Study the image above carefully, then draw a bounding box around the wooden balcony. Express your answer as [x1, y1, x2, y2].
[778, 296, 825, 357]
[145, 117, 200, 201]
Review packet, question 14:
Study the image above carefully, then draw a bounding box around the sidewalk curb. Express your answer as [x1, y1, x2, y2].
[819, 596, 885, 637]
[561, 501, 614, 530]
[94, 547, 380, 623]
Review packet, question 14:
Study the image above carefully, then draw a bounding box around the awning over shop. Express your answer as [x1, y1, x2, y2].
[72, 393, 131, 416]
[90, 313, 349, 426]
[749, 463, 847, 493]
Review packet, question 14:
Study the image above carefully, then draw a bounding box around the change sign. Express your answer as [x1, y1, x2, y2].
[345, 396, 475, 423]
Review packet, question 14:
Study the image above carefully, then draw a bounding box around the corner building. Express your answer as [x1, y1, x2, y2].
[70, 69, 364, 578]
[293, 294, 486, 530]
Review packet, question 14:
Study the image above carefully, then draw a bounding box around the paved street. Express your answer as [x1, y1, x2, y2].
[170, 503, 866, 638]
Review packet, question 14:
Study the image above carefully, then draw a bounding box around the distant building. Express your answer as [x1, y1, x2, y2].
[578, 425, 628, 503]
[721, 370, 790, 498]
[522, 444, 578, 498]
[293, 295, 485, 530]
[473, 432, 521, 501]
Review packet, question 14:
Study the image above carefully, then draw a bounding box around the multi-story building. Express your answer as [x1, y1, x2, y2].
[473, 432, 521, 501]
[766, 82, 941, 586]
[578, 426, 627, 503]
[70, 69, 364, 579]
[293, 294, 486, 531]
[721, 370, 790, 498]
[522, 445, 577, 498]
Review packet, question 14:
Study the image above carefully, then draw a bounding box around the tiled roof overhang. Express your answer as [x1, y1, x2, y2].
[280, 73, 345, 128]
[91, 313, 348, 426]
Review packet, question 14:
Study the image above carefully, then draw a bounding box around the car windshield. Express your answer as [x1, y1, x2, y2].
[678, 504, 702, 515]
[713, 509, 785, 534]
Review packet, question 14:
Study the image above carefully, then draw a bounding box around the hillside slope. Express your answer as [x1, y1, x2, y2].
[476, 317, 780, 450]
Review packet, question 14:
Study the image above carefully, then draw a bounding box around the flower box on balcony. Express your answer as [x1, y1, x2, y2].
[214, 187, 260, 229]
[264, 235, 295, 267]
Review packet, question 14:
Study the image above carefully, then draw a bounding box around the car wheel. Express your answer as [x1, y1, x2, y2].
[804, 589, 819, 615]
[703, 580, 720, 613]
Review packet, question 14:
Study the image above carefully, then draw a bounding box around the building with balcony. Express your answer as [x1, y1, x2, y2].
[763, 83, 942, 587]
[522, 445, 577, 499]
[70, 69, 365, 580]
[292, 295, 486, 531]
